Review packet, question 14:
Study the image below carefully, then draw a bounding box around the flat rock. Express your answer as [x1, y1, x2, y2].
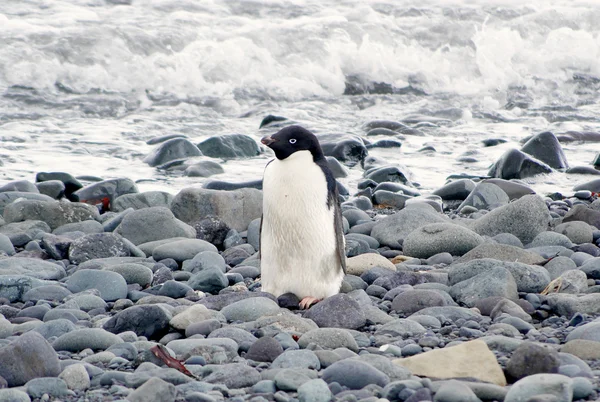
[66, 269, 127, 301]
[403, 223, 484, 259]
[53, 328, 123, 352]
[113, 191, 174, 212]
[171, 187, 262, 232]
[411, 306, 482, 323]
[115, 207, 196, 245]
[220, 297, 280, 322]
[152, 239, 217, 263]
[0, 331, 61, 387]
[449, 259, 550, 293]
[456, 243, 546, 265]
[394, 339, 506, 386]
[346, 254, 396, 276]
[298, 328, 359, 352]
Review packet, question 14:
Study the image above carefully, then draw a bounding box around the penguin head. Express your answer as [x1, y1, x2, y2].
[261, 125, 324, 161]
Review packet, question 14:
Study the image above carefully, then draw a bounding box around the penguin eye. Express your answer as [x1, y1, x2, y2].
[289, 138, 297, 144]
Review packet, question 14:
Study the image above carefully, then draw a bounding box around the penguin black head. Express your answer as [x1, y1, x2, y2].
[261, 125, 324, 161]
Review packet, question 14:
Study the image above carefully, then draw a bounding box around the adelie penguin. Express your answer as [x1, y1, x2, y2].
[260, 125, 346, 309]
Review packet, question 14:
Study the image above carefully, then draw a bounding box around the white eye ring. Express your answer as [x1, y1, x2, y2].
[289, 138, 297, 144]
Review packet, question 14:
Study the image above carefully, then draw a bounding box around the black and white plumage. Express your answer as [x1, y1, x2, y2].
[259, 125, 346, 308]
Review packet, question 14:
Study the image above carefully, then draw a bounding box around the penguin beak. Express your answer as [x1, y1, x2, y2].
[261, 136, 276, 147]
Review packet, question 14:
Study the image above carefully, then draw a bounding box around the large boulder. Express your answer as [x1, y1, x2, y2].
[520, 131, 568, 170]
[197, 134, 260, 159]
[171, 188, 262, 232]
[3, 200, 99, 230]
[468, 195, 550, 244]
[115, 207, 196, 245]
[488, 149, 553, 180]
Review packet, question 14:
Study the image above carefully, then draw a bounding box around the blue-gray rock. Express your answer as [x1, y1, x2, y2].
[322, 360, 389, 389]
[271, 349, 320, 370]
[0, 192, 55, 216]
[391, 289, 450, 315]
[297, 328, 359, 352]
[68, 232, 130, 264]
[504, 374, 572, 402]
[0, 258, 65, 281]
[197, 134, 260, 159]
[0, 180, 38, 193]
[0, 233, 15, 255]
[544, 256, 577, 280]
[153, 239, 217, 263]
[580, 258, 600, 279]
[184, 160, 226, 178]
[188, 269, 228, 294]
[113, 191, 174, 212]
[245, 336, 283, 362]
[220, 297, 280, 322]
[432, 179, 476, 201]
[469, 195, 550, 244]
[365, 165, 410, 185]
[0, 331, 61, 387]
[144, 138, 202, 167]
[565, 321, 600, 342]
[34, 319, 76, 340]
[403, 223, 483, 259]
[68, 293, 107, 312]
[304, 294, 366, 329]
[298, 379, 332, 402]
[103, 305, 171, 340]
[326, 156, 349, 179]
[374, 319, 427, 339]
[53, 328, 123, 352]
[448, 259, 550, 293]
[506, 342, 560, 381]
[115, 207, 196, 245]
[521, 131, 568, 170]
[450, 267, 518, 308]
[66, 269, 127, 302]
[105, 263, 153, 287]
[159, 280, 193, 299]
[207, 327, 257, 352]
[197, 363, 261, 388]
[554, 221, 594, 244]
[128, 376, 177, 402]
[25, 377, 68, 399]
[319, 135, 368, 163]
[488, 148, 553, 180]
[36, 180, 65, 199]
[22, 284, 71, 302]
[458, 182, 509, 211]
[3, 200, 100, 230]
[0, 389, 31, 402]
[433, 380, 480, 402]
[171, 188, 262, 232]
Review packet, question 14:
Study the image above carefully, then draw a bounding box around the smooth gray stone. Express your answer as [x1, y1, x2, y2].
[25, 377, 68, 399]
[53, 328, 123, 352]
[220, 297, 280, 322]
[322, 360, 389, 389]
[113, 191, 174, 212]
[144, 138, 201, 167]
[115, 207, 196, 245]
[66, 269, 127, 302]
[3, 199, 99, 230]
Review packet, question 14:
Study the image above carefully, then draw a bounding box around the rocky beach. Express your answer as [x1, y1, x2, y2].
[0, 122, 600, 402]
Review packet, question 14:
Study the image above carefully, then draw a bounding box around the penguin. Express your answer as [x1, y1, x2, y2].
[259, 125, 346, 309]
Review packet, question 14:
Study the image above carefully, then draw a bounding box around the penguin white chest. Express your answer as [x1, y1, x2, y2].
[260, 151, 343, 299]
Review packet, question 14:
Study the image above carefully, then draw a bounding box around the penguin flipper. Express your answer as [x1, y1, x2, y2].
[333, 191, 347, 275]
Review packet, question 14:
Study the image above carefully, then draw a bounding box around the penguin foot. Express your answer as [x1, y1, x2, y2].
[299, 297, 321, 309]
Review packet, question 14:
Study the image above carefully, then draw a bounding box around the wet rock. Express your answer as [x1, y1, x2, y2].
[458, 182, 509, 211]
[171, 188, 262, 232]
[36, 172, 83, 200]
[521, 131, 569, 170]
[197, 134, 260, 159]
[432, 179, 476, 200]
[488, 148, 553, 180]
[319, 135, 368, 164]
[144, 138, 201, 167]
